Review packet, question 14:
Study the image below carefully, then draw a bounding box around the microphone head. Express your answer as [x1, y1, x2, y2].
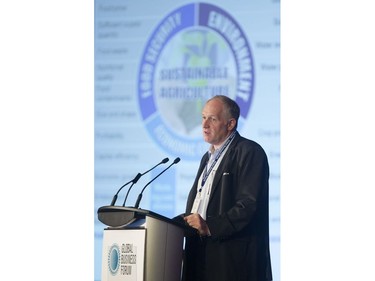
[162, 157, 169, 164]
[173, 157, 181, 164]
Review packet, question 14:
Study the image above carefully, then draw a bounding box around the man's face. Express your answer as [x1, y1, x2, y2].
[201, 99, 235, 147]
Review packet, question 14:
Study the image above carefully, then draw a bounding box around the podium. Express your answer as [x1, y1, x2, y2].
[98, 206, 187, 281]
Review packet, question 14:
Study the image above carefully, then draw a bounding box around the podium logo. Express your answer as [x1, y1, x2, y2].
[107, 244, 120, 275]
[138, 2, 254, 160]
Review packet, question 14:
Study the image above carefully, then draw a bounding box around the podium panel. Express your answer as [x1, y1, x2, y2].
[102, 229, 146, 281]
[144, 216, 184, 281]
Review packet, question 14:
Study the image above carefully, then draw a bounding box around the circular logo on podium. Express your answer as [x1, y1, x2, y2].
[138, 3, 254, 160]
[107, 244, 120, 275]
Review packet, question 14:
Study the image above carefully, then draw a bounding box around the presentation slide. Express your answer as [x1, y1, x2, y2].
[94, 0, 279, 280]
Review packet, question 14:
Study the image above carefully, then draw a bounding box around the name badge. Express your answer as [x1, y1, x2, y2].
[191, 196, 201, 214]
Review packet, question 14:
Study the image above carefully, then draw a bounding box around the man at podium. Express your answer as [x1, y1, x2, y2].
[181, 95, 273, 281]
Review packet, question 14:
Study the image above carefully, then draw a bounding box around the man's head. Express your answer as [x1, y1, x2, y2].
[201, 95, 240, 148]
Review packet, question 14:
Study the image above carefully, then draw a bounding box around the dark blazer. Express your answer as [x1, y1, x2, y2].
[182, 133, 273, 281]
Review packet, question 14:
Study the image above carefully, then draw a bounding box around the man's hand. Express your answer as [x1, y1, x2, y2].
[184, 213, 211, 236]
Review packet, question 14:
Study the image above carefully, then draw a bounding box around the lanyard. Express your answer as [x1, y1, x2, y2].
[199, 131, 236, 192]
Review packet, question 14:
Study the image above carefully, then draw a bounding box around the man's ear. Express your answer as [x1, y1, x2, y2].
[227, 119, 236, 130]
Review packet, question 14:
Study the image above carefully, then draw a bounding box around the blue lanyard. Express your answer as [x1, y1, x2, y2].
[199, 131, 236, 192]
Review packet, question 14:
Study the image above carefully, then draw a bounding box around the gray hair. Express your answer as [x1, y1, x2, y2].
[208, 95, 240, 129]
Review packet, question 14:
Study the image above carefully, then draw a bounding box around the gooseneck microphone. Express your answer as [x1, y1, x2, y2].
[109, 157, 169, 206]
[110, 174, 140, 206]
[134, 157, 180, 208]
[122, 157, 169, 206]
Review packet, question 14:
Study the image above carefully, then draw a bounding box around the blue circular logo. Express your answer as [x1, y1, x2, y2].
[138, 3, 254, 160]
[107, 244, 120, 275]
